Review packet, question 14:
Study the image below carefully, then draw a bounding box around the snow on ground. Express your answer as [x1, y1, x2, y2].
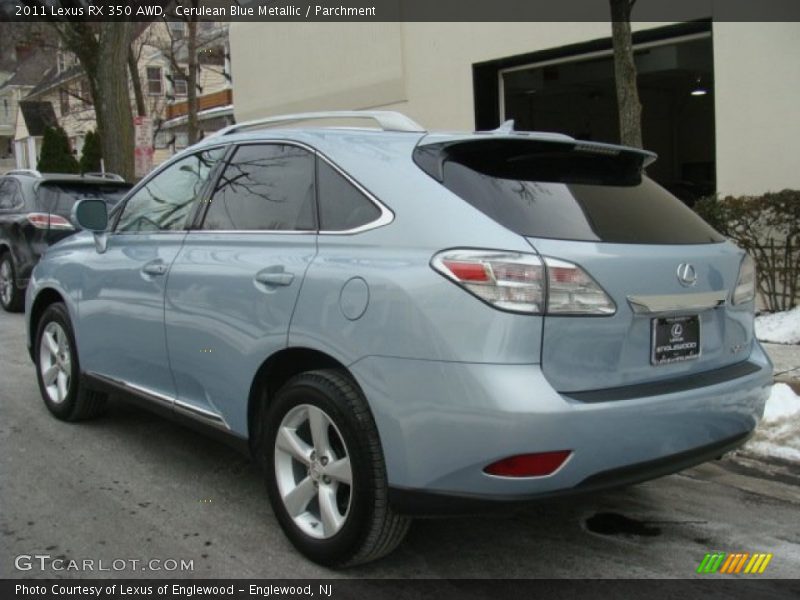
[743, 383, 800, 462]
[755, 306, 800, 344]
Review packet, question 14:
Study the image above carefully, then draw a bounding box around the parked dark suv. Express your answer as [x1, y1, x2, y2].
[0, 170, 131, 311]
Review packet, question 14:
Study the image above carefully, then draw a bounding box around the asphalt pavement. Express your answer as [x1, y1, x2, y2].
[1, 309, 799, 579]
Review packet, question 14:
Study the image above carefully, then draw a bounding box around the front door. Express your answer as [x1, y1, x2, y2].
[164, 143, 318, 435]
[77, 147, 226, 400]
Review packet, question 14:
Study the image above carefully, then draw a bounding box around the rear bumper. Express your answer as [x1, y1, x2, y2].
[350, 342, 772, 514]
[388, 431, 751, 515]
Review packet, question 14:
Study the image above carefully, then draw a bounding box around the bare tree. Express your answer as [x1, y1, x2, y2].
[609, 0, 643, 148]
[129, 48, 147, 118]
[185, 16, 199, 144]
[157, 13, 229, 146]
[46, 19, 136, 180]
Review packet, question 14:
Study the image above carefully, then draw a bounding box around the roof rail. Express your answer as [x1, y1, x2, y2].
[6, 168, 41, 177]
[84, 172, 125, 182]
[212, 110, 426, 137]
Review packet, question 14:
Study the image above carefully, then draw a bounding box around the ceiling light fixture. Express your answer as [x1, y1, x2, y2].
[691, 75, 708, 96]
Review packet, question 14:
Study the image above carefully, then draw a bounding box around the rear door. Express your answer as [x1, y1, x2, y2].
[164, 143, 318, 433]
[415, 136, 752, 392]
[76, 147, 225, 399]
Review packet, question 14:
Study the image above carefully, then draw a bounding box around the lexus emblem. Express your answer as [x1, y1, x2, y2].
[671, 323, 684, 337]
[677, 263, 697, 287]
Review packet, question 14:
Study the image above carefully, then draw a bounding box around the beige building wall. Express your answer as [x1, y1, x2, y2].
[712, 22, 800, 195]
[231, 21, 800, 197]
[231, 22, 660, 128]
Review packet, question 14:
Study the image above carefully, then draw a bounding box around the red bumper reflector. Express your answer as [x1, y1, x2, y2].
[484, 450, 572, 477]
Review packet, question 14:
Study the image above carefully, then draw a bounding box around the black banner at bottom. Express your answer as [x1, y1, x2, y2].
[3, 579, 800, 600]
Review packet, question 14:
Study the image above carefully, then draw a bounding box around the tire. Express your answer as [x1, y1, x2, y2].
[0, 253, 24, 312]
[34, 302, 107, 421]
[259, 369, 410, 567]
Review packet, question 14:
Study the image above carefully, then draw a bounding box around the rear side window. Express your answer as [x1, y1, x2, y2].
[416, 140, 724, 245]
[317, 159, 380, 231]
[38, 183, 131, 217]
[203, 144, 315, 231]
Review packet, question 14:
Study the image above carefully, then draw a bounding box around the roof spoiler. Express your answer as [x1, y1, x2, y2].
[414, 132, 657, 185]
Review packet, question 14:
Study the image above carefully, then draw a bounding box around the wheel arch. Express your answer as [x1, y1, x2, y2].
[28, 287, 68, 359]
[247, 347, 361, 451]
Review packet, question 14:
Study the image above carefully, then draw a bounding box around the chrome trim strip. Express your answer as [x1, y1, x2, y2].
[187, 230, 317, 236]
[114, 138, 395, 237]
[315, 151, 395, 235]
[88, 373, 174, 409]
[174, 398, 230, 429]
[189, 139, 395, 236]
[627, 291, 728, 314]
[86, 372, 231, 431]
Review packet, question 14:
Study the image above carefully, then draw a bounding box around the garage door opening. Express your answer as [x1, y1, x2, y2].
[480, 28, 715, 206]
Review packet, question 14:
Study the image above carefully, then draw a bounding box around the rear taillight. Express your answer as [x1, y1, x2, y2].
[431, 249, 615, 315]
[484, 451, 572, 477]
[432, 250, 545, 313]
[545, 257, 616, 315]
[732, 253, 756, 305]
[26, 213, 74, 231]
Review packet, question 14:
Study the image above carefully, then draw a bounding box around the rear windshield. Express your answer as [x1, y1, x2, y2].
[38, 182, 131, 217]
[414, 141, 724, 245]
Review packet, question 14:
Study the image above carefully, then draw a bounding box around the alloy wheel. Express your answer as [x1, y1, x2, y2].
[274, 403, 353, 539]
[39, 322, 72, 404]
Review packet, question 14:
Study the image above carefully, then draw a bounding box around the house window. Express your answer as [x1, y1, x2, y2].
[57, 51, 67, 73]
[173, 75, 188, 96]
[146, 66, 163, 95]
[168, 21, 185, 40]
[60, 89, 70, 115]
[174, 131, 188, 148]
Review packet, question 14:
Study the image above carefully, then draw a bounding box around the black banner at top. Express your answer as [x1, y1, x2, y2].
[2, 0, 800, 22]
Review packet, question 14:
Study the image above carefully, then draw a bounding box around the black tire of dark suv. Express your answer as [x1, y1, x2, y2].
[0, 252, 24, 312]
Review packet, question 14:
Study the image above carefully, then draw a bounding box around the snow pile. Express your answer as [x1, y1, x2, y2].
[755, 307, 800, 345]
[744, 383, 800, 462]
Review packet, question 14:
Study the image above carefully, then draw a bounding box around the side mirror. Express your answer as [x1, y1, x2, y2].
[72, 198, 108, 232]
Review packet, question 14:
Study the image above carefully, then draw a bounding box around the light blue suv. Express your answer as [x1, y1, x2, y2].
[25, 111, 772, 566]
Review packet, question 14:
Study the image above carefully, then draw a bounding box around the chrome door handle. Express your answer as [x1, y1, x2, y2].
[255, 271, 295, 287]
[142, 261, 169, 276]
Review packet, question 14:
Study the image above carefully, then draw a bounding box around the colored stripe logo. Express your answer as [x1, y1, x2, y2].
[697, 552, 773, 574]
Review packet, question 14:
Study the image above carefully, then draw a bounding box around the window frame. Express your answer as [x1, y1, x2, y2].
[172, 74, 188, 97]
[111, 144, 232, 235]
[168, 21, 185, 40]
[59, 88, 70, 116]
[146, 66, 164, 96]
[192, 140, 393, 235]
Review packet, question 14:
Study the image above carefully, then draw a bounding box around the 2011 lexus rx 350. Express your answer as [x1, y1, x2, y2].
[26, 111, 772, 567]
